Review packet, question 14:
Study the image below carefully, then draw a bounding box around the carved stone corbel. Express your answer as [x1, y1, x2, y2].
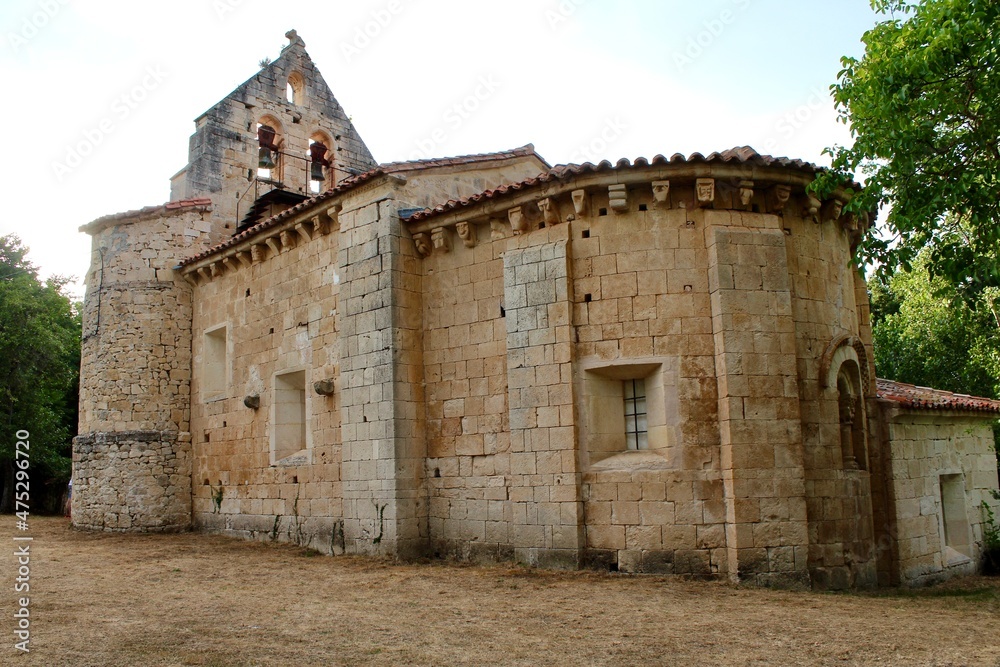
[456, 221, 476, 248]
[295, 222, 313, 243]
[822, 198, 844, 223]
[237, 251, 252, 267]
[651, 181, 671, 209]
[324, 203, 341, 232]
[265, 237, 282, 256]
[431, 227, 451, 253]
[538, 198, 560, 225]
[805, 194, 822, 223]
[311, 215, 327, 236]
[251, 243, 266, 264]
[413, 232, 432, 257]
[571, 189, 588, 218]
[695, 178, 715, 208]
[738, 180, 754, 208]
[608, 184, 628, 212]
[508, 206, 527, 235]
[766, 184, 792, 214]
[222, 256, 238, 273]
[279, 230, 295, 252]
[842, 212, 865, 247]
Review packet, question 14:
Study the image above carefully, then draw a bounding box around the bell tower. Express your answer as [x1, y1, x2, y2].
[73, 31, 376, 532]
[169, 29, 377, 238]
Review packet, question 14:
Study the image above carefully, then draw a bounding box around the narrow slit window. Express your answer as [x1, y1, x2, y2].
[624, 378, 648, 450]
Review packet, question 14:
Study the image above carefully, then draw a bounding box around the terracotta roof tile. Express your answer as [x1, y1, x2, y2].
[165, 197, 214, 209]
[404, 146, 842, 224]
[876, 378, 1000, 414]
[176, 145, 546, 268]
[178, 171, 378, 267]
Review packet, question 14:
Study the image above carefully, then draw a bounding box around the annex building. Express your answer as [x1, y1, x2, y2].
[73, 31, 1000, 589]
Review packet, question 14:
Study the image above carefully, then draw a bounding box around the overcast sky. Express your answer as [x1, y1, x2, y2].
[0, 0, 880, 298]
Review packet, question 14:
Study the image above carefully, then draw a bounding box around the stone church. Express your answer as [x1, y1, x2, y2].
[73, 31, 1000, 589]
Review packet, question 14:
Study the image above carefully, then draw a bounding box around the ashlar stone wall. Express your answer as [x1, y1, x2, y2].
[189, 199, 345, 552]
[571, 192, 727, 577]
[419, 219, 514, 562]
[407, 165, 877, 586]
[881, 411, 999, 585]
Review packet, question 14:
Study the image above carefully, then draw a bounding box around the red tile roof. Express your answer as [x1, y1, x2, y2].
[404, 146, 846, 223]
[876, 378, 1000, 414]
[81, 198, 213, 234]
[176, 145, 546, 268]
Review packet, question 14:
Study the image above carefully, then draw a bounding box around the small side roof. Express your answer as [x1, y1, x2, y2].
[80, 198, 213, 235]
[876, 378, 1000, 414]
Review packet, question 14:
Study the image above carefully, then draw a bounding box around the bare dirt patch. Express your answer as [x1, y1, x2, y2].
[3, 517, 1000, 666]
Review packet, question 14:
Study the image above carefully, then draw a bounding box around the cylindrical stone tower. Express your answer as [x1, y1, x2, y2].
[73, 200, 215, 531]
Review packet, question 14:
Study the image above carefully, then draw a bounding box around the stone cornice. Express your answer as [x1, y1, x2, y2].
[81, 199, 213, 236]
[406, 164, 826, 234]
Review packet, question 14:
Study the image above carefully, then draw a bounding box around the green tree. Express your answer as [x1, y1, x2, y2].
[817, 0, 1000, 289]
[871, 250, 1000, 400]
[0, 235, 81, 514]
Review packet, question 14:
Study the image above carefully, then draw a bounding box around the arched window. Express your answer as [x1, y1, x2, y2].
[836, 362, 868, 471]
[286, 71, 304, 105]
[821, 337, 871, 473]
[256, 116, 284, 181]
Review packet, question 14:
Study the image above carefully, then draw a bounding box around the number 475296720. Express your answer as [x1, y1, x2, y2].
[14, 431, 30, 522]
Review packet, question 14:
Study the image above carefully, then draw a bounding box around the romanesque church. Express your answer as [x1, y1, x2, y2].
[73, 31, 1000, 589]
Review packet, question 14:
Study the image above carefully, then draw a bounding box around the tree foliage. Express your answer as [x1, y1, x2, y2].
[817, 0, 1000, 289]
[870, 251, 1000, 400]
[0, 235, 80, 513]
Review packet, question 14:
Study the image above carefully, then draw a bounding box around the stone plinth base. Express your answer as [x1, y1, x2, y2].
[72, 430, 192, 532]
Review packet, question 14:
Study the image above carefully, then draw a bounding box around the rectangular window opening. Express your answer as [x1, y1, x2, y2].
[273, 370, 307, 463]
[203, 326, 228, 400]
[623, 378, 648, 450]
[939, 474, 972, 559]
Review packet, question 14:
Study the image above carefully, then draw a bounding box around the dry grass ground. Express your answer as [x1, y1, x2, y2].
[2, 517, 999, 666]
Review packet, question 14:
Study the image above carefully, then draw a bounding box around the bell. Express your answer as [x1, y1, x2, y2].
[258, 147, 276, 170]
[310, 161, 325, 182]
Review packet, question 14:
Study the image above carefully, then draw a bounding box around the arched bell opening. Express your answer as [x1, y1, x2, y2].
[307, 130, 333, 194]
[256, 115, 284, 181]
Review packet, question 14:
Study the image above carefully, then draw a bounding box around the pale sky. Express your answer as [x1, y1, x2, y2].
[0, 0, 879, 299]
